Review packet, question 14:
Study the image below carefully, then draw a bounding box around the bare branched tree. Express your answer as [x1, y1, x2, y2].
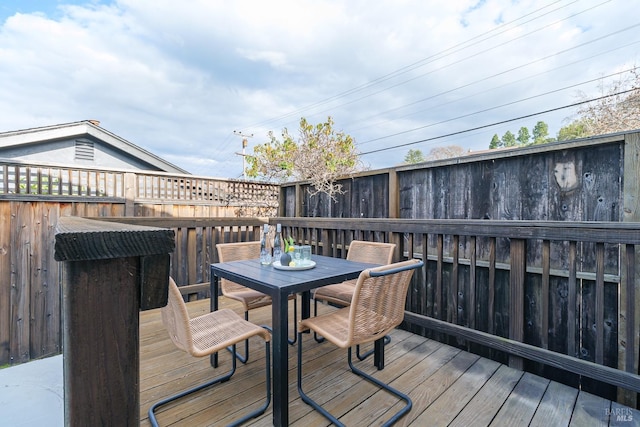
[575, 68, 640, 135]
[426, 145, 467, 160]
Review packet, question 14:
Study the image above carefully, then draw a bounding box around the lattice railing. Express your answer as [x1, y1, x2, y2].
[0, 161, 124, 197]
[0, 160, 278, 207]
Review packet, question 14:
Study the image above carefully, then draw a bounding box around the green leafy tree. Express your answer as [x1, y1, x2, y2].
[246, 116, 362, 199]
[404, 149, 425, 164]
[532, 121, 550, 144]
[557, 119, 590, 141]
[245, 130, 298, 182]
[517, 127, 531, 146]
[502, 131, 517, 147]
[489, 134, 501, 149]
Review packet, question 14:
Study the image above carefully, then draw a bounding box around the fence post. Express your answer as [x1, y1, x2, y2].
[54, 217, 175, 426]
[295, 183, 303, 217]
[124, 172, 136, 216]
[509, 237, 526, 370]
[388, 169, 399, 219]
[621, 131, 640, 405]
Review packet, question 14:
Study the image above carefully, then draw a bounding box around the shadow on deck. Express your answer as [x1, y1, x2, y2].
[140, 298, 640, 426]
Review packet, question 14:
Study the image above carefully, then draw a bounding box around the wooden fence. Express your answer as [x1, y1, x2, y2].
[0, 160, 278, 365]
[3, 130, 640, 407]
[275, 130, 640, 405]
[84, 216, 640, 406]
[279, 131, 640, 224]
[3, 206, 640, 405]
[0, 159, 279, 216]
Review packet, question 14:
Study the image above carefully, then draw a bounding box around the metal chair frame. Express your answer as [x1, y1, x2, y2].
[313, 240, 396, 360]
[298, 259, 423, 426]
[216, 241, 297, 364]
[148, 278, 272, 426]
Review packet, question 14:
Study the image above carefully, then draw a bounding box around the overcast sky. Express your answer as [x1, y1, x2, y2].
[0, 0, 638, 178]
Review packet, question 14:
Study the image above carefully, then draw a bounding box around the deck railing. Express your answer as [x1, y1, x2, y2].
[273, 217, 640, 404]
[0, 159, 278, 211]
[105, 216, 640, 406]
[0, 160, 125, 197]
[6, 210, 640, 405]
[134, 171, 278, 207]
[94, 217, 268, 294]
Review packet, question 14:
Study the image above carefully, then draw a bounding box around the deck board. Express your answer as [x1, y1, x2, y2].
[490, 372, 549, 426]
[569, 392, 611, 427]
[408, 357, 501, 426]
[386, 349, 477, 427]
[139, 298, 639, 426]
[529, 381, 578, 427]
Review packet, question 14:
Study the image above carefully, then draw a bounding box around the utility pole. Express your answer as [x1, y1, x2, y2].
[233, 130, 253, 179]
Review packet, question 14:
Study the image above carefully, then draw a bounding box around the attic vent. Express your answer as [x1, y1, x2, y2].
[75, 140, 94, 161]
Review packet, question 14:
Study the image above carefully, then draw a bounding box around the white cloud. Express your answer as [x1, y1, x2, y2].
[237, 48, 290, 70]
[0, 0, 638, 177]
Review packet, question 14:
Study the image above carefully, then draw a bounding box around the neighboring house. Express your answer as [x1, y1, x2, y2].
[0, 119, 190, 174]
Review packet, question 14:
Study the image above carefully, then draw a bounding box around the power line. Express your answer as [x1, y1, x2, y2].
[359, 88, 639, 156]
[235, 0, 581, 130]
[358, 66, 639, 145]
[224, 1, 636, 168]
[244, 1, 628, 145]
[311, 13, 638, 132]
[348, 39, 640, 135]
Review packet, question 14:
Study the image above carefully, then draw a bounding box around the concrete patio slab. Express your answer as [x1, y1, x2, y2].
[0, 355, 63, 427]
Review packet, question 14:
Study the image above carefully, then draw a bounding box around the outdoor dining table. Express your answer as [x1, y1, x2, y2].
[210, 254, 380, 427]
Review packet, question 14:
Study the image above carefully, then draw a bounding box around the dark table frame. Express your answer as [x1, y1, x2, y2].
[210, 255, 379, 427]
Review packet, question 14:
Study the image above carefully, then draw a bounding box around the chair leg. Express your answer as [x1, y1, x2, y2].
[149, 341, 272, 426]
[228, 341, 271, 427]
[263, 298, 298, 345]
[347, 347, 412, 426]
[229, 304, 293, 363]
[356, 334, 391, 361]
[313, 298, 325, 343]
[297, 334, 412, 427]
[297, 332, 344, 427]
[288, 298, 298, 344]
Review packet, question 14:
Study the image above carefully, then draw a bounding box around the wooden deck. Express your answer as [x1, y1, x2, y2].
[140, 298, 640, 427]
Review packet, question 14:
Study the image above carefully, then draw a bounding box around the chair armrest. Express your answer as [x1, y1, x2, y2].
[369, 259, 423, 277]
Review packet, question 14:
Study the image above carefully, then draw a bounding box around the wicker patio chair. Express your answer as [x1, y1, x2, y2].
[297, 259, 423, 426]
[216, 241, 297, 363]
[148, 277, 271, 427]
[313, 240, 395, 358]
